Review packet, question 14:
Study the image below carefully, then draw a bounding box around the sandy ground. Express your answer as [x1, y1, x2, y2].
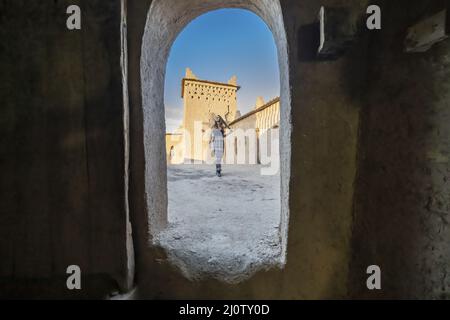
[154, 164, 282, 283]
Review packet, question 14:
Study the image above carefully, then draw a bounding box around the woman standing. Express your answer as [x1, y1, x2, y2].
[210, 116, 227, 177]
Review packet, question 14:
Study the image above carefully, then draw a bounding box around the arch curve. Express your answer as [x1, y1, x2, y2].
[138, 0, 291, 277]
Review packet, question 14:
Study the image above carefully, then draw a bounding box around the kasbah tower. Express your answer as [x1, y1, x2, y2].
[166, 68, 280, 164]
[167, 68, 240, 163]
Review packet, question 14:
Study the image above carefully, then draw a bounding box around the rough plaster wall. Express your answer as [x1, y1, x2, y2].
[350, 0, 450, 299]
[126, 0, 153, 290]
[0, 0, 131, 297]
[128, 0, 368, 299]
[280, 0, 369, 299]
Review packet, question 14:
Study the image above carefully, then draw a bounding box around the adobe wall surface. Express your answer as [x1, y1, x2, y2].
[350, 0, 450, 299]
[0, 0, 132, 297]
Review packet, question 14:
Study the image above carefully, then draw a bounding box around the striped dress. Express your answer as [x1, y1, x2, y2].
[211, 128, 224, 164]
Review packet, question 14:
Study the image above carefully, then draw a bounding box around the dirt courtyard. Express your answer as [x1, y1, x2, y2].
[154, 164, 282, 283]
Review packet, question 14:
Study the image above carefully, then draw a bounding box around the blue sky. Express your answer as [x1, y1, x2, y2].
[164, 9, 280, 132]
